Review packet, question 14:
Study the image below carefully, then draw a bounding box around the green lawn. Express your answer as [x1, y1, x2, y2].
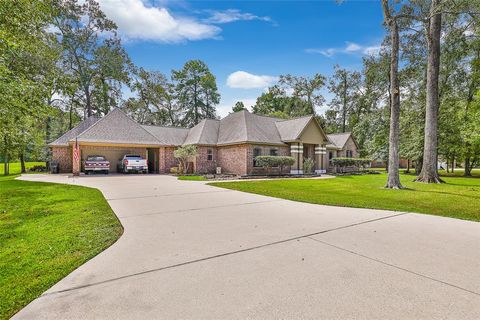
[0, 162, 46, 176]
[0, 176, 123, 319]
[209, 173, 480, 222]
[177, 175, 207, 181]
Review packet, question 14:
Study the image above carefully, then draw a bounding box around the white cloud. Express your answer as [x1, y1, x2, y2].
[306, 42, 382, 58]
[98, 0, 220, 42]
[226, 71, 278, 89]
[204, 9, 273, 24]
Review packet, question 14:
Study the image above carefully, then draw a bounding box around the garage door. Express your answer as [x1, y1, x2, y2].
[81, 147, 146, 173]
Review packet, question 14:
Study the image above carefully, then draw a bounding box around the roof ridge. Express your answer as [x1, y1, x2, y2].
[75, 108, 161, 143]
[49, 117, 98, 145]
[276, 114, 314, 123]
[327, 132, 352, 135]
[142, 124, 189, 130]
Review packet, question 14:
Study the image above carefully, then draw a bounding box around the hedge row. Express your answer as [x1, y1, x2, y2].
[255, 156, 295, 171]
[331, 157, 371, 168]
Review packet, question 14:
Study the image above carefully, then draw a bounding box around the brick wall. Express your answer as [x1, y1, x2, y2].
[51, 147, 72, 173]
[194, 146, 217, 174]
[217, 144, 248, 175]
[247, 144, 290, 175]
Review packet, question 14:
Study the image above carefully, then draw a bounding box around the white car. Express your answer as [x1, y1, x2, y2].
[118, 155, 148, 174]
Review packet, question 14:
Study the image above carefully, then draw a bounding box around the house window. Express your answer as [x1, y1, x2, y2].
[270, 148, 278, 156]
[207, 149, 214, 161]
[346, 150, 353, 158]
[253, 147, 262, 167]
[329, 151, 334, 160]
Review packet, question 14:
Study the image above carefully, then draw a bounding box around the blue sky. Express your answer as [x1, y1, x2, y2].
[99, 0, 386, 116]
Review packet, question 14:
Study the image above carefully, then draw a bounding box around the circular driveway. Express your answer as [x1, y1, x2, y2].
[14, 174, 480, 319]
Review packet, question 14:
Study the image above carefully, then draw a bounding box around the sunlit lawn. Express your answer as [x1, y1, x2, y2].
[209, 172, 480, 222]
[0, 162, 46, 176]
[0, 175, 123, 319]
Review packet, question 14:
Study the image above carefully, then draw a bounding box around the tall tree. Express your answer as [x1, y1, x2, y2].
[327, 65, 362, 133]
[172, 60, 219, 127]
[415, 0, 443, 183]
[124, 68, 178, 126]
[52, 0, 130, 117]
[279, 73, 326, 115]
[382, 0, 403, 189]
[0, 0, 56, 174]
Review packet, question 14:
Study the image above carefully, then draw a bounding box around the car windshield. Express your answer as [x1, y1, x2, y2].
[125, 155, 142, 159]
[87, 156, 106, 161]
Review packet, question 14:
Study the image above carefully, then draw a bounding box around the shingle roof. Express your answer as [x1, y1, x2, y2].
[74, 108, 159, 145]
[183, 119, 220, 145]
[275, 116, 313, 141]
[142, 125, 189, 146]
[326, 132, 352, 149]
[50, 108, 329, 148]
[216, 110, 285, 145]
[48, 116, 101, 147]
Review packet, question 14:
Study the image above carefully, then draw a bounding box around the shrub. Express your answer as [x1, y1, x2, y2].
[169, 167, 179, 174]
[29, 165, 47, 172]
[173, 145, 197, 174]
[255, 156, 295, 174]
[331, 157, 371, 173]
[303, 157, 315, 174]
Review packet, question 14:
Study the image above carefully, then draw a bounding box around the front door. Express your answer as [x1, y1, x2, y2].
[147, 148, 158, 173]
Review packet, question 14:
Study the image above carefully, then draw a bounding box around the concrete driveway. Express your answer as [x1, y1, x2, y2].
[14, 174, 480, 319]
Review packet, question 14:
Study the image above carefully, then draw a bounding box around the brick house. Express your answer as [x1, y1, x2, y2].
[49, 108, 358, 176]
[325, 132, 360, 172]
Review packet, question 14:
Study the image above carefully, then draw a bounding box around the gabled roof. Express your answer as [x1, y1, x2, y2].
[49, 116, 101, 147]
[74, 108, 159, 145]
[326, 132, 357, 149]
[275, 116, 313, 141]
[142, 125, 189, 146]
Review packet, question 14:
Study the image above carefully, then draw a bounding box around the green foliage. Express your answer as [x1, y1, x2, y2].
[173, 145, 198, 174]
[331, 157, 371, 171]
[0, 176, 123, 319]
[303, 157, 315, 174]
[255, 156, 295, 174]
[172, 60, 220, 127]
[232, 101, 246, 112]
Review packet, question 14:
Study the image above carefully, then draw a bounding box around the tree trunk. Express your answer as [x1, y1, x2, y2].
[20, 153, 26, 173]
[415, 0, 443, 184]
[85, 85, 92, 117]
[383, 4, 402, 189]
[465, 156, 472, 176]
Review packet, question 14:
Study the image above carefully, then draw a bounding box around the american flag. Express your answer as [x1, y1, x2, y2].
[73, 138, 79, 162]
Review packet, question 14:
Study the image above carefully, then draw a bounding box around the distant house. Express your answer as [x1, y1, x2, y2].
[325, 132, 360, 171]
[49, 108, 331, 176]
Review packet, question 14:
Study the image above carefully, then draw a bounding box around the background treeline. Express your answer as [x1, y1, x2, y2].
[1, 0, 479, 181]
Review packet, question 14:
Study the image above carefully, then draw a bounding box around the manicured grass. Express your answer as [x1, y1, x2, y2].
[209, 173, 480, 222]
[0, 176, 123, 319]
[177, 175, 207, 181]
[0, 162, 46, 176]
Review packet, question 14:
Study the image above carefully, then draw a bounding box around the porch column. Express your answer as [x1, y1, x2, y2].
[315, 144, 327, 174]
[290, 143, 303, 174]
[72, 146, 80, 176]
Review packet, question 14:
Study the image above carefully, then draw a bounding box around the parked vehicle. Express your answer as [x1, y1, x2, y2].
[118, 155, 148, 174]
[84, 155, 110, 174]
